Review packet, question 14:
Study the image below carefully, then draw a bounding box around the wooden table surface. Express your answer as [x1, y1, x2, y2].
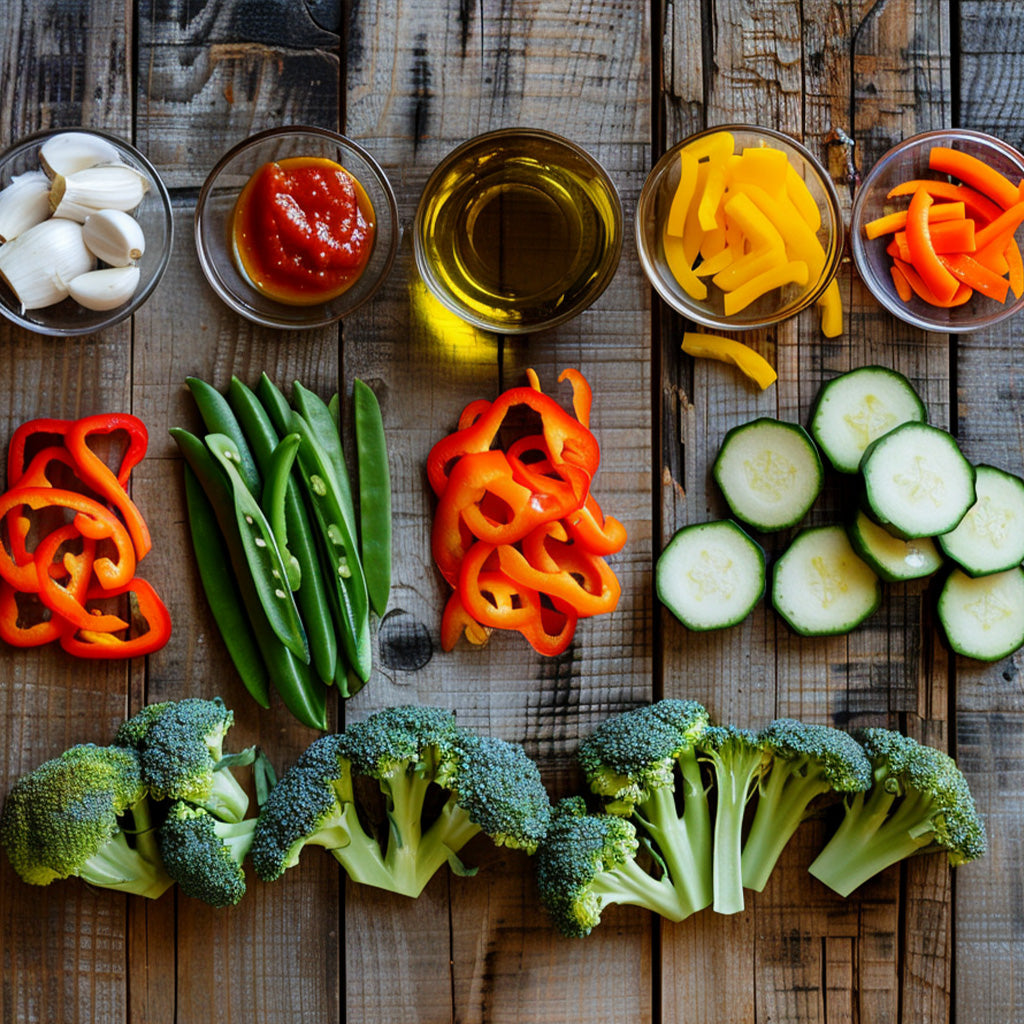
[1, 1, 1022, 1022]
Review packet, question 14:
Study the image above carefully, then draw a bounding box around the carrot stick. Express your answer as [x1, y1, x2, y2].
[886, 179, 1003, 224]
[890, 263, 913, 302]
[863, 201, 966, 239]
[1005, 239, 1024, 298]
[972, 200, 1024, 252]
[905, 189, 960, 303]
[892, 257, 973, 307]
[928, 146, 1021, 209]
[939, 253, 1011, 302]
[895, 219, 976, 255]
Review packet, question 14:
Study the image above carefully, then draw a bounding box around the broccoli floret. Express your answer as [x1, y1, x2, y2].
[740, 718, 873, 892]
[0, 744, 173, 898]
[157, 802, 256, 908]
[698, 724, 772, 914]
[807, 727, 987, 897]
[535, 796, 694, 937]
[115, 698, 250, 823]
[251, 705, 552, 898]
[576, 699, 713, 918]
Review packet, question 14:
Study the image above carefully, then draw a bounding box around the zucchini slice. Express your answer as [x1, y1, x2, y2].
[847, 508, 943, 582]
[657, 520, 765, 630]
[809, 366, 927, 474]
[772, 525, 881, 636]
[860, 422, 976, 538]
[712, 418, 823, 531]
[937, 566, 1024, 661]
[938, 464, 1024, 576]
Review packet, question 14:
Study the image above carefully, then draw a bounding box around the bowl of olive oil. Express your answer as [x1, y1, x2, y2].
[413, 128, 622, 334]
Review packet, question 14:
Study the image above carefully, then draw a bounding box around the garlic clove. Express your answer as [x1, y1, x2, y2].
[0, 218, 95, 309]
[50, 165, 149, 222]
[82, 209, 146, 266]
[0, 170, 52, 242]
[39, 131, 123, 178]
[67, 266, 141, 311]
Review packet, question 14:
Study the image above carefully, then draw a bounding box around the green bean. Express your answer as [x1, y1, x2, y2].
[206, 432, 310, 664]
[229, 377, 339, 686]
[185, 376, 261, 494]
[171, 428, 329, 730]
[353, 378, 392, 617]
[180, 460, 271, 709]
[289, 408, 373, 682]
[263, 433, 302, 591]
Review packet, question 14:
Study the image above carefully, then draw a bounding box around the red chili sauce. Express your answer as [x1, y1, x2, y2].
[232, 156, 375, 305]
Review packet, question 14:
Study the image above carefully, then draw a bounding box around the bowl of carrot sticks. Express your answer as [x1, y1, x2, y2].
[851, 129, 1024, 332]
[635, 125, 844, 336]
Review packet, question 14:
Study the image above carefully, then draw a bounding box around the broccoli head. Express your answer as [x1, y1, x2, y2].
[157, 801, 256, 908]
[697, 724, 772, 914]
[740, 718, 873, 892]
[115, 697, 250, 823]
[535, 796, 694, 937]
[808, 727, 987, 897]
[0, 743, 173, 898]
[252, 705, 551, 898]
[576, 700, 713, 918]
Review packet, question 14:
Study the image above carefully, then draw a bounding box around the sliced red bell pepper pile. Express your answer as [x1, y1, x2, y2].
[864, 145, 1024, 308]
[429, 369, 626, 657]
[0, 414, 170, 658]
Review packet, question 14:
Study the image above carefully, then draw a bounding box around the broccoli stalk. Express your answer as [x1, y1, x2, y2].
[808, 728, 987, 897]
[698, 726, 770, 914]
[740, 719, 872, 892]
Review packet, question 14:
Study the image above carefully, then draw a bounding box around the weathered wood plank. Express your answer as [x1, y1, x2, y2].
[342, 0, 652, 1020]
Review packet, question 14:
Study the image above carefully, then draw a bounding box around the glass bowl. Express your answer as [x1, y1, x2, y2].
[0, 127, 172, 336]
[413, 127, 623, 334]
[850, 129, 1024, 333]
[195, 126, 398, 330]
[635, 124, 843, 331]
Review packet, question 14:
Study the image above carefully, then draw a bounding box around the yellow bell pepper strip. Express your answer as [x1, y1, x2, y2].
[722, 191, 786, 255]
[785, 164, 821, 231]
[663, 227, 709, 300]
[817, 280, 844, 337]
[697, 162, 728, 231]
[712, 248, 781, 291]
[928, 146, 1022, 209]
[731, 146, 790, 194]
[682, 129, 735, 163]
[905, 189, 960, 304]
[681, 331, 778, 390]
[723, 260, 809, 316]
[693, 247, 735, 278]
[666, 148, 701, 237]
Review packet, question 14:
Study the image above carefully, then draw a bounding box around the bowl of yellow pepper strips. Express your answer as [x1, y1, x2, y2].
[850, 129, 1024, 333]
[635, 125, 844, 336]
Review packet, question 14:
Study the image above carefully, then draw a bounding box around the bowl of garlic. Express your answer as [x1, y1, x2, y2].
[0, 127, 172, 336]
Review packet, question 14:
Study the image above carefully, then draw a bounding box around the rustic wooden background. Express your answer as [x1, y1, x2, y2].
[0, 0, 1021, 1021]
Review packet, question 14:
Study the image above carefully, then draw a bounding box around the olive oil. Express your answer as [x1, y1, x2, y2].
[415, 130, 621, 333]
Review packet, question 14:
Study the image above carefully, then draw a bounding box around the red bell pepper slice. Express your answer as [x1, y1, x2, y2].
[518, 602, 577, 657]
[457, 541, 543, 631]
[6, 417, 72, 487]
[64, 414, 152, 558]
[558, 368, 592, 428]
[564, 494, 628, 556]
[0, 582, 70, 647]
[439, 589, 491, 651]
[58, 577, 171, 659]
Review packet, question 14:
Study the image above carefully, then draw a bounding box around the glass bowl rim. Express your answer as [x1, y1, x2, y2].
[0, 125, 174, 337]
[849, 127, 1024, 333]
[635, 122, 844, 330]
[411, 125, 624, 335]
[193, 124, 399, 330]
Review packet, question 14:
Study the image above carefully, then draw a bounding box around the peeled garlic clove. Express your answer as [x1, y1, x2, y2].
[0, 170, 52, 242]
[0, 218, 95, 309]
[82, 209, 146, 266]
[67, 265, 141, 311]
[39, 131, 122, 178]
[50, 165, 149, 222]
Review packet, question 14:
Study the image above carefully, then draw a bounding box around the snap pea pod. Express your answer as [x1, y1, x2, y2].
[288, 408, 373, 682]
[353, 378, 392, 617]
[180, 461, 271, 709]
[292, 381, 356, 524]
[171, 428, 328, 731]
[186, 376, 261, 495]
[328, 392, 341, 433]
[205, 432, 310, 664]
[227, 376, 339, 685]
[263, 433, 302, 591]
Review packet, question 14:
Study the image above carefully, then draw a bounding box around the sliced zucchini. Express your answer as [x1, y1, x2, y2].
[809, 366, 927, 474]
[860, 422, 976, 538]
[657, 520, 765, 630]
[937, 566, 1024, 661]
[712, 418, 823, 531]
[771, 525, 881, 636]
[937, 464, 1024, 576]
[847, 508, 943, 583]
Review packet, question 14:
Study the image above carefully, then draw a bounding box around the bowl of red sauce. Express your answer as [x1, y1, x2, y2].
[195, 126, 398, 329]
